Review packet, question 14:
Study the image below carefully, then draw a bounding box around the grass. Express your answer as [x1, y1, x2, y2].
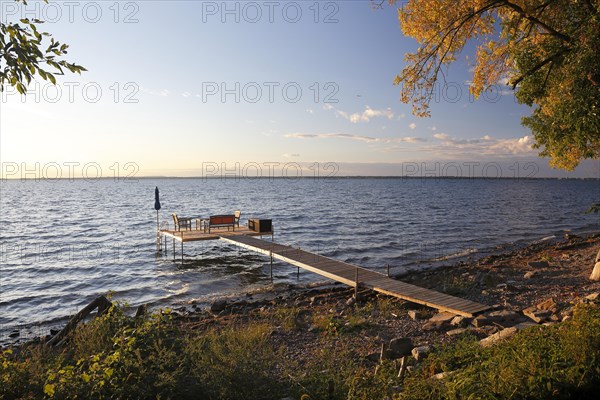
[1, 301, 599, 399]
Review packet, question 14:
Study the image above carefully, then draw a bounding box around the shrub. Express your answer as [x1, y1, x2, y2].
[398, 303, 600, 400]
[185, 322, 283, 399]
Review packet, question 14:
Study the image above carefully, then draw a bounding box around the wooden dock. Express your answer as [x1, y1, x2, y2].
[219, 235, 489, 317]
[157, 225, 489, 317]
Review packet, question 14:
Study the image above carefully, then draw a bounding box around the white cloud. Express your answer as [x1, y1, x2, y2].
[408, 123, 416, 130]
[489, 135, 535, 155]
[285, 132, 426, 144]
[429, 133, 536, 156]
[323, 104, 394, 123]
[305, 108, 314, 114]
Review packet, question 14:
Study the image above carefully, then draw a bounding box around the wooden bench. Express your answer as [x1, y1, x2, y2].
[208, 215, 235, 233]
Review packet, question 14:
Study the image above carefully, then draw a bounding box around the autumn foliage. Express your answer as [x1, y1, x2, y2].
[390, 0, 600, 169]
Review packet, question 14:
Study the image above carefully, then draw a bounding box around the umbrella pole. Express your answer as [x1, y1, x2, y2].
[156, 210, 161, 252]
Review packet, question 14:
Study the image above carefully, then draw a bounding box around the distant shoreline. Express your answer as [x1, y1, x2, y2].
[3, 176, 599, 181]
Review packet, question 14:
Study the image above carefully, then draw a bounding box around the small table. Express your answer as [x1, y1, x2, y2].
[191, 217, 208, 231]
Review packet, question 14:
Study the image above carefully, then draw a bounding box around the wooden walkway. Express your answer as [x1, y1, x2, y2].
[220, 235, 489, 317]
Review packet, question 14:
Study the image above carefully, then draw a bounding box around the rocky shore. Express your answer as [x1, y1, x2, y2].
[165, 232, 600, 367]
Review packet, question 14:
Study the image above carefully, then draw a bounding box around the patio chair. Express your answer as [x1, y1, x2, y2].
[234, 210, 241, 227]
[172, 213, 192, 231]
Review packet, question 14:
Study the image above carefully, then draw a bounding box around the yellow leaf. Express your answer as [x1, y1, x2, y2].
[44, 383, 55, 397]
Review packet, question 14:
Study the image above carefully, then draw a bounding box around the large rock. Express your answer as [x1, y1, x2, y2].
[585, 292, 600, 302]
[384, 337, 414, 359]
[423, 312, 456, 331]
[471, 315, 491, 328]
[523, 307, 551, 323]
[210, 299, 227, 314]
[407, 310, 421, 320]
[486, 310, 524, 326]
[446, 328, 468, 337]
[528, 261, 549, 268]
[536, 298, 557, 312]
[412, 345, 430, 361]
[479, 327, 517, 347]
[450, 315, 471, 327]
[429, 312, 456, 323]
[590, 262, 600, 281]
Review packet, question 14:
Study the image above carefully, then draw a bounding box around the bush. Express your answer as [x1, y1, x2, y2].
[185, 322, 283, 399]
[44, 309, 188, 399]
[398, 303, 600, 400]
[1, 301, 598, 399]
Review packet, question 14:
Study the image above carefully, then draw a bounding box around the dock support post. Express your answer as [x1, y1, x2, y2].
[355, 267, 359, 299]
[180, 232, 184, 263]
[172, 238, 175, 261]
[297, 266, 300, 280]
[387, 264, 390, 277]
[270, 251, 273, 282]
[164, 234, 167, 256]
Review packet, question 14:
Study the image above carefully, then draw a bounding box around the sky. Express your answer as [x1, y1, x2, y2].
[1, 0, 598, 179]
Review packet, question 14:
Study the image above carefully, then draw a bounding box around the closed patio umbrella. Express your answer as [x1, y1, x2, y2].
[154, 186, 161, 231]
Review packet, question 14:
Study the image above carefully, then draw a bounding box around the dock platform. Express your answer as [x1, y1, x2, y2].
[160, 226, 269, 242]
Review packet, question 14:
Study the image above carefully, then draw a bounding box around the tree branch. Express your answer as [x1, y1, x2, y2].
[501, 0, 572, 43]
[510, 50, 567, 89]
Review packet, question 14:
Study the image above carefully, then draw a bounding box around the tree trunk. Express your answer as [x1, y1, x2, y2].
[46, 295, 113, 346]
